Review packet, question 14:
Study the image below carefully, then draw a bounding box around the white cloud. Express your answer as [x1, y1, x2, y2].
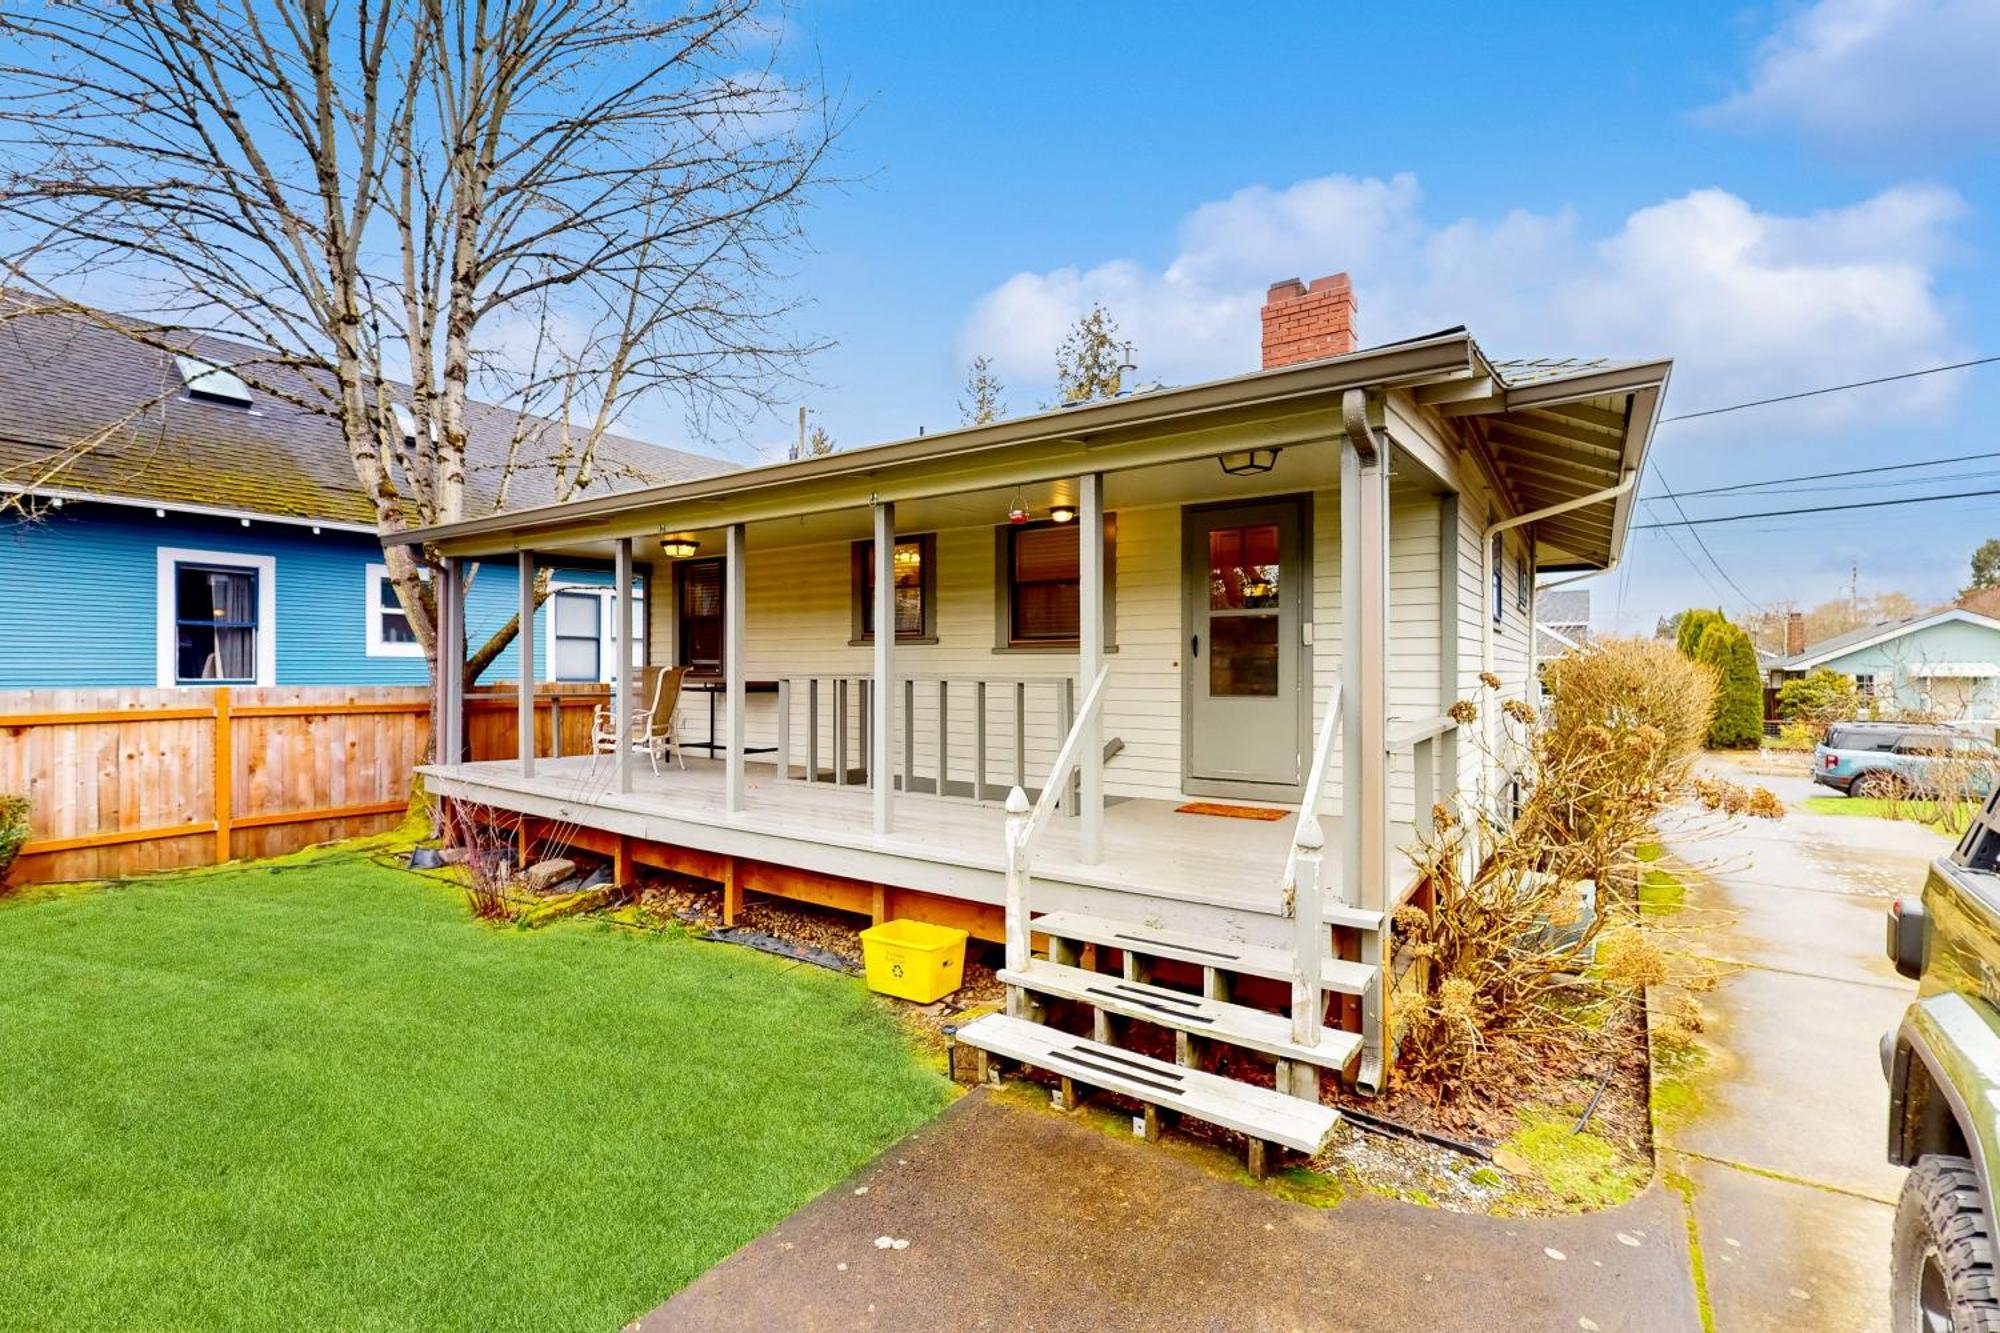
[1699, 0, 2000, 149]
[957, 173, 1968, 430]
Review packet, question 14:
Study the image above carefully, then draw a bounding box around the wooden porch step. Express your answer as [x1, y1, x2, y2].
[953, 1013, 1341, 1154]
[998, 959, 1364, 1072]
[1030, 909, 1376, 995]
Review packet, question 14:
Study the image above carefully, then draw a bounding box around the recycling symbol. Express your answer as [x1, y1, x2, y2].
[891, 962, 905, 978]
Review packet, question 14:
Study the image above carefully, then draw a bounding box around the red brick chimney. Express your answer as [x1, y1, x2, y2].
[1785, 611, 1806, 657]
[1261, 273, 1356, 369]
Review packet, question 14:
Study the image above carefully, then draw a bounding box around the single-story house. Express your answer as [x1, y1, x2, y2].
[1771, 607, 2000, 723]
[0, 300, 728, 689]
[400, 270, 1670, 1164]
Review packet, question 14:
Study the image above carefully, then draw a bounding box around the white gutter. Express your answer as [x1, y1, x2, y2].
[0, 483, 378, 535]
[1481, 470, 1638, 755]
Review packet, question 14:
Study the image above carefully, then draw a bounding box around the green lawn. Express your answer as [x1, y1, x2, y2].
[0, 850, 950, 1331]
[1800, 795, 1971, 835]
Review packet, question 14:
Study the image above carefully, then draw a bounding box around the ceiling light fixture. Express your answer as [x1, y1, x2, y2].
[659, 533, 700, 558]
[1219, 447, 1281, 477]
[1049, 503, 1077, 524]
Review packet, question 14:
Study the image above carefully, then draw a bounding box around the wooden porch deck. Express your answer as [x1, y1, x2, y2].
[420, 755, 1398, 941]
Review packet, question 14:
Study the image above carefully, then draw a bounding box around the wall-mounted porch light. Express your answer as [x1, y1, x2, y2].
[659, 533, 700, 558]
[1218, 447, 1281, 477]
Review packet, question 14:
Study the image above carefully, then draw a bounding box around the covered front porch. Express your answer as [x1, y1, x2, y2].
[420, 752, 1419, 945]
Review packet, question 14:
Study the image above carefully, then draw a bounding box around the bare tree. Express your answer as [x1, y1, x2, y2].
[0, 0, 840, 718]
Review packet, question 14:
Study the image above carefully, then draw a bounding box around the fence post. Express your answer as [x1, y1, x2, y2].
[213, 686, 233, 864]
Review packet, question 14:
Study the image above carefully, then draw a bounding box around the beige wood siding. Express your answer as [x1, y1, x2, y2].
[643, 469, 1511, 818]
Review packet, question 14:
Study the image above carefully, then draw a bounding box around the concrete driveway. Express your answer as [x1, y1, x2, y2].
[635, 1088, 1699, 1332]
[1660, 761, 1944, 1331]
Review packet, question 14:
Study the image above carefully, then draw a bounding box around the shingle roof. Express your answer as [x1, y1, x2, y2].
[0, 299, 733, 526]
[1783, 607, 2000, 670]
[1490, 357, 1616, 386]
[1537, 586, 1591, 628]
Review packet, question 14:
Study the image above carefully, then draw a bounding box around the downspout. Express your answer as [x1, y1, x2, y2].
[1480, 470, 1638, 763]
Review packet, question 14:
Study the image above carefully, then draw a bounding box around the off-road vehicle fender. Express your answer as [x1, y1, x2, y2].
[1890, 992, 2000, 1226]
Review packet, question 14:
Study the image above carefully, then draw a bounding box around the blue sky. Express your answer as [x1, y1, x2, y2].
[674, 0, 2000, 636]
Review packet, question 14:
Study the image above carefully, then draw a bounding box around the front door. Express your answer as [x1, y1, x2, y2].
[1182, 497, 1308, 800]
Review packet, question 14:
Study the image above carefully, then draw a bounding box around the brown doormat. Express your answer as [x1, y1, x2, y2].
[1174, 802, 1289, 821]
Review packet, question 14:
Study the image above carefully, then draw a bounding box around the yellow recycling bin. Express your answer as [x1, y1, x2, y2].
[860, 918, 968, 1004]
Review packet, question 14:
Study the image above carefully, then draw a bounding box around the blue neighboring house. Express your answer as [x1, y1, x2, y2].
[1771, 607, 2000, 724]
[0, 301, 731, 690]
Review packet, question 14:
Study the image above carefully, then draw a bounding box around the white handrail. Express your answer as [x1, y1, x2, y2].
[1002, 665, 1111, 1001]
[1018, 665, 1111, 859]
[1282, 679, 1343, 912]
[1386, 713, 1456, 751]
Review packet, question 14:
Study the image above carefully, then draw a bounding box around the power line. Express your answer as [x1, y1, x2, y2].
[1660, 355, 2000, 423]
[1645, 466, 1765, 613]
[1633, 486, 2000, 530]
[1667, 449, 2000, 498]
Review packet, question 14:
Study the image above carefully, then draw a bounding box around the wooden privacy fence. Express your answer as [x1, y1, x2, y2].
[1, 682, 609, 885]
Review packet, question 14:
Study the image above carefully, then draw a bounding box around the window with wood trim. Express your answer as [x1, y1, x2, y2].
[852, 533, 937, 642]
[675, 557, 725, 676]
[997, 516, 1115, 648]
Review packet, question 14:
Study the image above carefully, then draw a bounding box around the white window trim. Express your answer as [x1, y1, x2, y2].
[365, 561, 426, 658]
[155, 546, 277, 688]
[542, 581, 646, 684]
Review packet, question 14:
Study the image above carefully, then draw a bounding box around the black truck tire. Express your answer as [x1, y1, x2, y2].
[1894, 1155, 2000, 1332]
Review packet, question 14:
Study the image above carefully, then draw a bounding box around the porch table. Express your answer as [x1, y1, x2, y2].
[681, 677, 779, 756]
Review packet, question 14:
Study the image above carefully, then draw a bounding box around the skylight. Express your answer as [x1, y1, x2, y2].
[174, 354, 252, 406]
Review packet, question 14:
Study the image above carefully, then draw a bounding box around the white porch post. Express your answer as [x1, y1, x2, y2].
[872, 501, 895, 835]
[1340, 398, 1391, 1087]
[614, 537, 635, 795]
[517, 550, 536, 779]
[1078, 471, 1104, 864]
[724, 522, 747, 814]
[437, 556, 464, 764]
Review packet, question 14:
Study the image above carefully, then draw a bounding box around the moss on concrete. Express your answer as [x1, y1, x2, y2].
[1496, 1112, 1649, 1211]
[1665, 1164, 1719, 1333]
[1651, 1029, 1712, 1137]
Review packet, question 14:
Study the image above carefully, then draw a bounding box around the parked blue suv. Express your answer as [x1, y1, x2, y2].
[1813, 722, 2000, 800]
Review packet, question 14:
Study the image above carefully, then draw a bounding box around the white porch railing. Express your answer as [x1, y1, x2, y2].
[1002, 665, 1112, 1017]
[770, 673, 1084, 806]
[1387, 712, 1458, 844]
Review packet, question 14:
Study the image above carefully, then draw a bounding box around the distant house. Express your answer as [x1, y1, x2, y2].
[1534, 586, 1590, 660]
[0, 302, 729, 689]
[1770, 608, 2000, 722]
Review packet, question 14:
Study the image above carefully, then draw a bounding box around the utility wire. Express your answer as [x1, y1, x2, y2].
[1667, 449, 2000, 498]
[1632, 486, 2000, 530]
[1660, 355, 2000, 423]
[1644, 467, 1765, 613]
